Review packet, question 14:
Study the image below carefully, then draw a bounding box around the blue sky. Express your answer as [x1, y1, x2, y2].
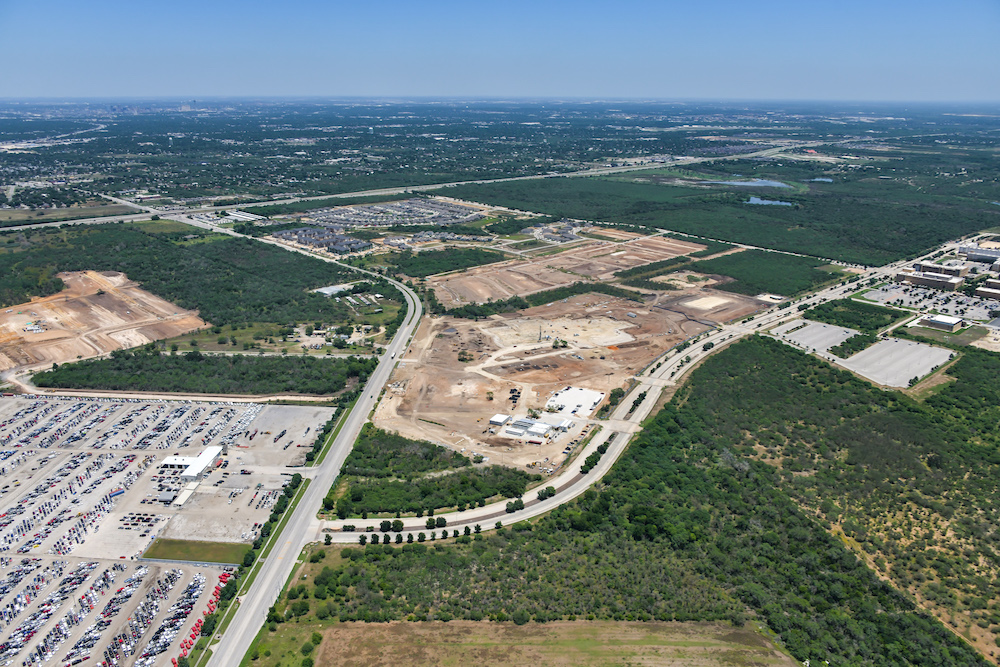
[1, 0, 998, 101]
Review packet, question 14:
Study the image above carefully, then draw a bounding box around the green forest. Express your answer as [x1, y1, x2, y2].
[689, 250, 837, 296]
[325, 425, 539, 518]
[281, 337, 993, 665]
[33, 346, 378, 395]
[435, 174, 1000, 265]
[0, 224, 391, 326]
[805, 298, 909, 333]
[385, 248, 505, 278]
[340, 425, 471, 478]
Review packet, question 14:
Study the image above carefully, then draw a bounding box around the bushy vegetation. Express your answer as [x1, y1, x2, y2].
[340, 425, 470, 478]
[34, 345, 377, 395]
[328, 465, 538, 518]
[829, 333, 878, 358]
[0, 224, 370, 324]
[438, 173, 1000, 265]
[298, 337, 989, 665]
[613, 256, 690, 279]
[690, 250, 836, 296]
[387, 248, 505, 278]
[806, 298, 908, 334]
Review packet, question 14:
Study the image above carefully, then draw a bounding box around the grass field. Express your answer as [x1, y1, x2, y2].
[143, 538, 248, 564]
[0, 204, 135, 226]
[900, 324, 989, 347]
[254, 621, 796, 667]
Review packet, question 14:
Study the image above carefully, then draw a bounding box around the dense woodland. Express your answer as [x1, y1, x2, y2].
[437, 168, 1000, 265]
[690, 250, 837, 296]
[0, 224, 403, 326]
[385, 248, 505, 278]
[33, 346, 378, 396]
[806, 298, 908, 333]
[285, 337, 991, 665]
[325, 426, 538, 518]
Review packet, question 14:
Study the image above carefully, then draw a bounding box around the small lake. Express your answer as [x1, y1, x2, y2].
[705, 179, 791, 188]
[808, 178, 833, 183]
[746, 196, 793, 206]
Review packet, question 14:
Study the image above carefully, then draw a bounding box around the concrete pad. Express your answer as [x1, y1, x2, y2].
[841, 339, 953, 387]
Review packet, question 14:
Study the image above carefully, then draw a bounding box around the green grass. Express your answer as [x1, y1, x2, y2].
[143, 538, 247, 564]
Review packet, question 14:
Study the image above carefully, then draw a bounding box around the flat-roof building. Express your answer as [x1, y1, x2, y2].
[959, 245, 1000, 263]
[160, 446, 223, 482]
[895, 270, 964, 292]
[489, 414, 511, 426]
[920, 314, 965, 333]
[975, 287, 1000, 300]
[913, 261, 968, 277]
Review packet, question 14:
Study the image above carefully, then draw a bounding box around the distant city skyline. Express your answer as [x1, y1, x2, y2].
[2, 0, 998, 102]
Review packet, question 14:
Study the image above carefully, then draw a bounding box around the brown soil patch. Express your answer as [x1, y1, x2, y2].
[309, 621, 797, 667]
[374, 292, 723, 471]
[428, 235, 707, 306]
[0, 271, 206, 372]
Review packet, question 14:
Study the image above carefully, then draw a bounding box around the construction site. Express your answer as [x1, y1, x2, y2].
[0, 271, 206, 372]
[427, 234, 708, 307]
[374, 285, 763, 471]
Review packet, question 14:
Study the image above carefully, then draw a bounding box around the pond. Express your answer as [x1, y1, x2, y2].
[705, 179, 791, 188]
[746, 196, 793, 206]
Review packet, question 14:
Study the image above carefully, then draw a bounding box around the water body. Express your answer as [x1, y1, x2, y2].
[704, 179, 791, 188]
[808, 177, 833, 183]
[746, 196, 793, 206]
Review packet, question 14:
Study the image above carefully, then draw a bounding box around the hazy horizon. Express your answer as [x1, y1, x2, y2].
[2, 0, 998, 102]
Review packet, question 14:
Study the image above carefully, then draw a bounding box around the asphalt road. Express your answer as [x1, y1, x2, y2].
[205, 249, 422, 667]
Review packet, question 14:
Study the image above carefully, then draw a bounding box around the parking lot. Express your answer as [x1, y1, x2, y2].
[841, 339, 954, 387]
[0, 395, 334, 666]
[772, 320, 858, 353]
[861, 283, 1000, 322]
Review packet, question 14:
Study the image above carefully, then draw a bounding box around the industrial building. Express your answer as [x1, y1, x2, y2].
[159, 446, 223, 482]
[912, 261, 968, 277]
[959, 245, 1000, 264]
[895, 269, 964, 291]
[919, 314, 965, 333]
[975, 287, 1000, 300]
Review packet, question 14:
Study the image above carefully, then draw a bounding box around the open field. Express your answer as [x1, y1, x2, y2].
[296, 621, 797, 667]
[0, 203, 135, 225]
[144, 538, 248, 564]
[0, 270, 205, 372]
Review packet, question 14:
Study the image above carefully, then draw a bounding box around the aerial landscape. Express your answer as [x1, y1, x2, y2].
[1, 1, 999, 666]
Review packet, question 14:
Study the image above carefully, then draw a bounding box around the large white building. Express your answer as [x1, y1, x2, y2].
[159, 446, 223, 482]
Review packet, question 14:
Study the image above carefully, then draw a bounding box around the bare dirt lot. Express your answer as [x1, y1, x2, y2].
[375, 288, 761, 472]
[428, 235, 707, 306]
[0, 271, 205, 371]
[308, 621, 797, 667]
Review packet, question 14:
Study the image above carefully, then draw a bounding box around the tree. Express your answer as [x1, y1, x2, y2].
[243, 550, 256, 568]
[359, 535, 367, 545]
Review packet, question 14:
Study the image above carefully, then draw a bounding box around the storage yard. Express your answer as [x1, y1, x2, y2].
[0, 395, 334, 667]
[0, 271, 206, 372]
[374, 288, 761, 470]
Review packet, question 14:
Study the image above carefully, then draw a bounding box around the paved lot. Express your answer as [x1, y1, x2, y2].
[0, 395, 333, 666]
[862, 283, 1000, 322]
[772, 320, 859, 353]
[841, 339, 953, 387]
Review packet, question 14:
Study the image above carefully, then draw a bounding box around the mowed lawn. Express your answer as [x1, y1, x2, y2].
[256, 621, 798, 667]
[144, 538, 248, 564]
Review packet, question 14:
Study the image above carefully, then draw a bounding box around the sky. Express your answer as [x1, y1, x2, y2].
[1, 0, 998, 102]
